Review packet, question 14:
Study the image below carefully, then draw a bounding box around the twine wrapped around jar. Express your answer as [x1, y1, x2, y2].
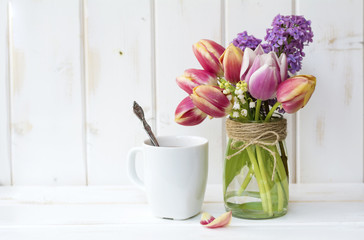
[225, 118, 287, 180]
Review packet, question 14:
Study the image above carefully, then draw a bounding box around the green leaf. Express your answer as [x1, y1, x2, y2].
[223, 139, 250, 193]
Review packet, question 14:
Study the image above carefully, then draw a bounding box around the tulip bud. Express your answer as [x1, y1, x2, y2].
[191, 85, 232, 118]
[279, 53, 288, 81]
[277, 75, 316, 114]
[175, 97, 207, 126]
[176, 69, 217, 95]
[193, 39, 225, 77]
[219, 43, 243, 84]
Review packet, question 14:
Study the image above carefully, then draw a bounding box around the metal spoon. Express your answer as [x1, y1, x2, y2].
[133, 101, 160, 147]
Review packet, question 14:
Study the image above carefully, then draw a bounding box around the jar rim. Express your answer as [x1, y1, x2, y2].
[227, 113, 284, 124]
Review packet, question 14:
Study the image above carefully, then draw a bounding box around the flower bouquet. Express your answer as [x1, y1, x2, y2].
[174, 15, 316, 219]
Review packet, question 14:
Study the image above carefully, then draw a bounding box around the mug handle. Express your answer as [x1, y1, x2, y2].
[127, 147, 145, 191]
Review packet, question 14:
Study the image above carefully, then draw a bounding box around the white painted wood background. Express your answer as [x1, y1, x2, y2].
[0, 0, 362, 186]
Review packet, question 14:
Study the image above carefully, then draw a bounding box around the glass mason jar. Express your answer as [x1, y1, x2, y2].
[223, 118, 289, 219]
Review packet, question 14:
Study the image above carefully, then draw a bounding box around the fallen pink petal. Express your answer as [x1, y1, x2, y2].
[200, 212, 215, 225]
[202, 211, 232, 229]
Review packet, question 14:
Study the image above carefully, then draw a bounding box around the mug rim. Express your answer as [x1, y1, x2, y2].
[143, 135, 208, 149]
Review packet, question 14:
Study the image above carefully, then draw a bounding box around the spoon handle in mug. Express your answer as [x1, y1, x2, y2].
[142, 121, 159, 147]
[133, 101, 160, 147]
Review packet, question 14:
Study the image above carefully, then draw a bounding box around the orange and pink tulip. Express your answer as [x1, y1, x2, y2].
[193, 39, 225, 77]
[175, 96, 207, 126]
[191, 85, 232, 118]
[219, 43, 243, 84]
[176, 69, 217, 95]
[277, 75, 316, 113]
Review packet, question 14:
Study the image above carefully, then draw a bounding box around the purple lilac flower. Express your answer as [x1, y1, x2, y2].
[232, 31, 262, 51]
[261, 43, 271, 53]
[264, 14, 313, 74]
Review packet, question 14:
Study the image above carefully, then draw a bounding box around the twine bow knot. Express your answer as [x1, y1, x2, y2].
[225, 118, 287, 181]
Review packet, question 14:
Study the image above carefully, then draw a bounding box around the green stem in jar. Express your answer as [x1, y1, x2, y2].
[275, 175, 284, 212]
[246, 146, 269, 214]
[237, 167, 254, 196]
[269, 145, 289, 201]
[256, 146, 273, 216]
[279, 141, 289, 180]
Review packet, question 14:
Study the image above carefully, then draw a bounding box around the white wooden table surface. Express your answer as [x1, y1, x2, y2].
[0, 184, 363, 240]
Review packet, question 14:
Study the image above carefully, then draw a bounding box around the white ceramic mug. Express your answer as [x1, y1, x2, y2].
[127, 136, 208, 220]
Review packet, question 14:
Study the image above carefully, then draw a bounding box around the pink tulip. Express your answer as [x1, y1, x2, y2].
[176, 69, 217, 95]
[245, 50, 287, 100]
[175, 97, 207, 126]
[255, 44, 265, 54]
[191, 85, 232, 118]
[277, 75, 316, 114]
[240, 45, 265, 80]
[219, 43, 243, 84]
[193, 39, 225, 77]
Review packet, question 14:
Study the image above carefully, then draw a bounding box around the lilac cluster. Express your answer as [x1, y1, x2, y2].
[265, 14, 314, 74]
[232, 31, 262, 51]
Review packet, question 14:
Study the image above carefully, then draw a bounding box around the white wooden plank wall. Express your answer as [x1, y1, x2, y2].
[0, 0, 11, 185]
[155, 0, 224, 184]
[297, 0, 364, 183]
[8, 0, 85, 185]
[0, 0, 362, 186]
[84, 0, 153, 185]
